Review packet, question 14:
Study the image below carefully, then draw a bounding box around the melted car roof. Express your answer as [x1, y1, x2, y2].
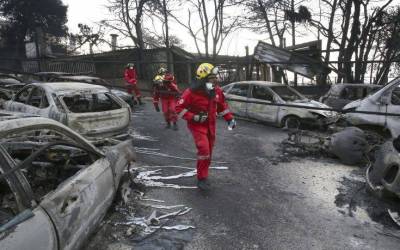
[37, 82, 108, 93]
[57, 75, 101, 81]
[230, 81, 286, 86]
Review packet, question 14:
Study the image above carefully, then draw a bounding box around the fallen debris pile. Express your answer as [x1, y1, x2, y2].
[281, 126, 383, 166]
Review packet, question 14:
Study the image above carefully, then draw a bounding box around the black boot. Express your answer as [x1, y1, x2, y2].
[138, 97, 144, 105]
[197, 179, 211, 191]
[165, 122, 171, 129]
[173, 122, 178, 131]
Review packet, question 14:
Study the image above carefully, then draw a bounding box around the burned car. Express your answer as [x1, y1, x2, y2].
[223, 81, 338, 128]
[0, 74, 27, 107]
[34, 73, 134, 107]
[343, 77, 400, 138]
[319, 83, 381, 110]
[50, 75, 134, 106]
[0, 116, 136, 250]
[4, 82, 131, 141]
[33, 72, 73, 82]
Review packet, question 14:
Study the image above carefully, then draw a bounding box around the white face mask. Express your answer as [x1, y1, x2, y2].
[129, 67, 133, 69]
[205, 82, 214, 90]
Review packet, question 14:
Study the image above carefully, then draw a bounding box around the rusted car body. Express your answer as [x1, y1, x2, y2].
[4, 82, 131, 141]
[223, 81, 339, 128]
[0, 117, 136, 250]
[343, 77, 400, 137]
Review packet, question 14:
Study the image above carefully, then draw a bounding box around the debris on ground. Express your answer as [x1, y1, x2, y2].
[279, 126, 384, 166]
[86, 161, 224, 249]
[334, 170, 400, 230]
[130, 164, 229, 189]
[85, 177, 195, 249]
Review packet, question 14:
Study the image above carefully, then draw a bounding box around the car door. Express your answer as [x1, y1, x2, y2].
[37, 143, 115, 250]
[385, 84, 400, 137]
[247, 84, 279, 123]
[224, 83, 249, 117]
[0, 146, 57, 250]
[25, 86, 52, 117]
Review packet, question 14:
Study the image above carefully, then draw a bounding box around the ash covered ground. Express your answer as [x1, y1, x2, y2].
[85, 102, 400, 250]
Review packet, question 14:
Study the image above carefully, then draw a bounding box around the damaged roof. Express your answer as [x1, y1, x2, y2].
[55, 75, 101, 81]
[36, 82, 108, 93]
[231, 81, 286, 86]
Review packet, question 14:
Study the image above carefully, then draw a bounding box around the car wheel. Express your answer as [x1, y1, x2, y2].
[282, 115, 301, 129]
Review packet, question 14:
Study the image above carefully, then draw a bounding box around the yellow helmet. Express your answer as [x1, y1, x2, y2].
[196, 63, 218, 79]
[153, 75, 163, 83]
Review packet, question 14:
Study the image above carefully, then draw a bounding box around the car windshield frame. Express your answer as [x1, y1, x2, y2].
[60, 91, 123, 113]
[269, 85, 307, 102]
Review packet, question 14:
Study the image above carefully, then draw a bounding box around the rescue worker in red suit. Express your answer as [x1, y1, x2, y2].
[176, 63, 236, 190]
[124, 63, 143, 105]
[153, 72, 180, 130]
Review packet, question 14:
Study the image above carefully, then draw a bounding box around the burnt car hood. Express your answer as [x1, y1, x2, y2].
[286, 99, 335, 117]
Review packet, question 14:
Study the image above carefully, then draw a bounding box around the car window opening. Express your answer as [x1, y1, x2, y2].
[1, 129, 99, 201]
[252, 86, 274, 102]
[15, 87, 33, 104]
[391, 85, 400, 105]
[28, 88, 49, 109]
[0, 179, 18, 226]
[270, 86, 306, 102]
[230, 84, 249, 97]
[62, 93, 122, 113]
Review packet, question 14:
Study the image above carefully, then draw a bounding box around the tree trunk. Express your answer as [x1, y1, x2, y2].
[337, 0, 353, 83]
[320, 0, 339, 85]
[342, 0, 361, 83]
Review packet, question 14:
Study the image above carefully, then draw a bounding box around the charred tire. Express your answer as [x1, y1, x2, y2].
[367, 141, 400, 199]
[281, 115, 301, 129]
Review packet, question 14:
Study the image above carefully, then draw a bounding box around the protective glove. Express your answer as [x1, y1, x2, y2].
[153, 102, 160, 112]
[227, 119, 236, 130]
[192, 112, 208, 123]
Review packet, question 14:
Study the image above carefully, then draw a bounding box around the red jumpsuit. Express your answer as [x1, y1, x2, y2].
[176, 86, 233, 180]
[124, 67, 141, 97]
[153, 78, 180, 123]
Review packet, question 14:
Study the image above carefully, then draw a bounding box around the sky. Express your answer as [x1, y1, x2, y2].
[64, 0, 272, 56]
[63, 0, 399, 82]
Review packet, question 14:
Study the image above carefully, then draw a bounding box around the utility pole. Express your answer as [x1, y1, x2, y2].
[291, 0, 297, 86]
[163, 0, 172, 72]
